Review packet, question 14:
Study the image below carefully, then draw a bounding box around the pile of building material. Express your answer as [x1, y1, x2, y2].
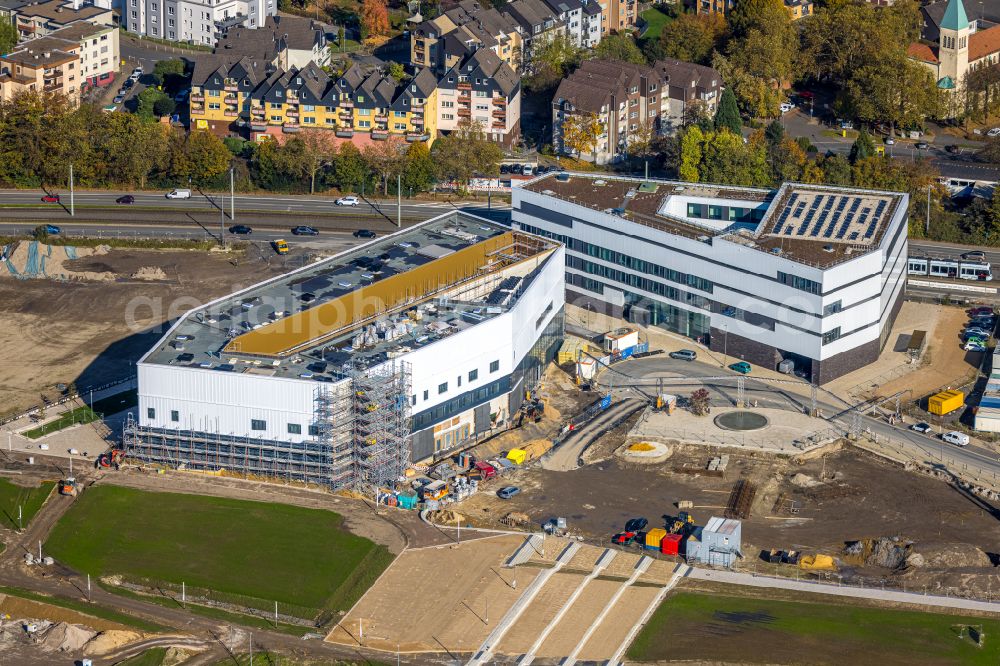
[0, 241, 114, 281]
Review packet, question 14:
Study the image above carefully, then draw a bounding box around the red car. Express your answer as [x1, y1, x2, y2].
[41, 194, 60, 203]
[612, 531, 637, 546]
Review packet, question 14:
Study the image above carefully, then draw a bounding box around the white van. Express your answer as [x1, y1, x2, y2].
[942, 431, 970, 447]
[166, 188, 192, 199]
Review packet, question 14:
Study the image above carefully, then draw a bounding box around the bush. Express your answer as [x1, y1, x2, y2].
[152, 97, 176, 118]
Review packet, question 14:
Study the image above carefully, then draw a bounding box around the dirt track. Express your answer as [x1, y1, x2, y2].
[540, 398, 645, 471]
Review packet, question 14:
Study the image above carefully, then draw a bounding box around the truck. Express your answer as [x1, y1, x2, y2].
[58, 477, 77, 496]
[472, 461, 497, 480]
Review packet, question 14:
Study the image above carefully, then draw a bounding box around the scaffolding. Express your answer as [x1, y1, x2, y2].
[351, 360, 412, 492]
[123, 362, 412, 492]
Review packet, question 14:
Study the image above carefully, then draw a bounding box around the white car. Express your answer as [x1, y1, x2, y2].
[885, 138, 895, 145]
[336, 196, 359, 206]
[942, 431, 970, 447]
[965, 342, 987, 352]
[780, 102, 795, 114]
[166, 188, 192, 199]
[988, 127, 1000, 137]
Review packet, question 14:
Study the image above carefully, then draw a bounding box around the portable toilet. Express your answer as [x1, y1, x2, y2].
[645, 527, 667, 550]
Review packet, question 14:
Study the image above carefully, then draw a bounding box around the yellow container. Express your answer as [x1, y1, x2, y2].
[507, 449, 527, 465]
[645, 528, 667, 548]
[928, 390, 963, 416]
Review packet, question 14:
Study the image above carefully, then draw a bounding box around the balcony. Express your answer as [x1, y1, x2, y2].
[458, 108, 471, 117]
[339, 100, 354, 109]
[251, 120, 267, 131]
[224, 84, 238, 92]
[190, 93, 204, 102]
[283, 121, 299, 132]
[286, 109, 299, 118]
[494, 97, 507, 106]
[492, 108, 506, 118]
[336, 128, 354, 138]
[406, 132, 430, 142]
[371, 130, 389, 140]
[190, 106, 205, 116]
[224, 95, 237, 104]
[224, 109, 239, 117]
[411, 116, 424, 126]
[492, 121, 506, 130]
[375, 114, 388, 122]
[411, 102, 424, 110]
[457, 82, 472, 90]
[339, 110, 353, 119]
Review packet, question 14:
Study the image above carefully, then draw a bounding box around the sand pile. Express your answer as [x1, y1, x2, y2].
[130, 266, 167, 280]
[907, 542, 992, 569]
[83, 629, 142, 655]
[628, 442, 655, 452]
[39, 622, 97, 652]
[430, 509, 464, 524]
[0, 241, 114, 281]
[790, 473, 821, 488]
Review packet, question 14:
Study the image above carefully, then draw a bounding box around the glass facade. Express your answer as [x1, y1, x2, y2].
[623, 292, 711, 340]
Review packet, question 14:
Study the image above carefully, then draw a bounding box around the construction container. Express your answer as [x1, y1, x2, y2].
[604, 328, 639, 353]
[660, 533, 683, 555]
[507, 449, 527, 465]
[645, 528, 667, 550]
[928, 390, 964, 416]
[458, 452, 475, 469]
[397, 491, 418, 510]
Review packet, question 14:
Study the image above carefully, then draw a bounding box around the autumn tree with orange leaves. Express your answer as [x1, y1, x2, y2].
[360, 0, 389, 39]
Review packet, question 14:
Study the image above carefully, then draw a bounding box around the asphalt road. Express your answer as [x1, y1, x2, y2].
[596, 355, 1000, 480]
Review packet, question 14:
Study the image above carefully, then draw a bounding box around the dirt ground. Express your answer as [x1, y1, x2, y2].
[0, 246, 291, 416]
[325, 534, 537, 653]
[0, 595, 132, 633]
[456, 446, 1000, 595]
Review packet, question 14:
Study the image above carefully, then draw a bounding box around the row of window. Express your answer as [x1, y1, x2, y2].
[576, 241, 714, 293]
[416, 360, 500, 403]
[777, 271, 821, 295]
[685, 202, 765, 225]
[569, 257, 712, 310]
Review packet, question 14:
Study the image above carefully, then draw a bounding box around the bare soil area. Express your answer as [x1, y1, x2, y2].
[0, 247, 289, 416]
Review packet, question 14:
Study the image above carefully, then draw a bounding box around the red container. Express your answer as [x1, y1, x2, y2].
[660, 533, 682, 555]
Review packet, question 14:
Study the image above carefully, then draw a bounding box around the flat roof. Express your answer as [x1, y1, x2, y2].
[142, 212, 558, 381]
[520, 174, 905, 269]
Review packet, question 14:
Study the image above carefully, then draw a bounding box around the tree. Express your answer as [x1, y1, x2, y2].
[360, 0, 389, 39]
[849, 130, 876, 163]
[656, 13, 726, 65]
[678, 125, 705, 181]
[153, 96, 176, 118]
[720, 0, 797, 118]
[699, 128, 770, 186]
[298, 129, 338, 193]
[627, 119, 657, 166]
[525, 34, 581, 93]
[97, 112, 168, 188]
[820, 154, 852, 186]
[363, 137, 406, 195]
[714, 88, 742, 135]
[560, 112, 604, 160]
[402, 141, 435, 194]
[387, 62, 407, 81]
[137, 87, 170, 120]
[431, 120, 502, 190]
[593, 34, 645, 65]
[174, 130, 231, 186]
[764, 119, 784, 146]
[152, 59, 186, 91]
[0, 16, 16, 55]
[331, 142, 372, 192]
[689, 388, 711, 416]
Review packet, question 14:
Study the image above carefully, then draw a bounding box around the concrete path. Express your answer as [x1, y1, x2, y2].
[540, 398, 645, 471]
[560, 556, 652, 666]
[466, 541, 580, 666]
[516, 548, 617, 665]
[685, 567, 1000, 614]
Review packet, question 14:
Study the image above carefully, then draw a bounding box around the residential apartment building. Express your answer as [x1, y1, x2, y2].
[0, 0, 29, 24]
[214, 15, 328, 69]
[46, 21, 118, 89]
[506, 0, 564, 64]
[13, 0, 113, 40]
[411, 1, 522, 73]
[512, 174, 909, 384]
[124, 0, 274, 45]
[437, 49, 520, 147]
[602, 0, 636, 33]
[697, 0, 809, 20]
[552, 58, 721, 164]
[0, 39, 79, 101]
[190, 57, 437, 146]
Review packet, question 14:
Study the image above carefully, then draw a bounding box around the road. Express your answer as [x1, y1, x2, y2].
[596, 355, 1000, 484]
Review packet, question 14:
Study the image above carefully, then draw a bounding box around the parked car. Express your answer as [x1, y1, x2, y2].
[536, 165, 550, 175]
[669, 349, 698, 361]
[353, 229, 376, 238]
[228, 224, 253, 235]
[497, 486, 520, 499]
[41, 194, 60, 203]
[945, 144, 960, 154]
[522, 165, 534, 176]
[780, 102, 794, 114]
[910, 422, 932, 433]
[113, 94, 126, 104]
[988, 127, 1000, 137]
[916, 142, 929, 150]
[612, 531, 638, 546]
[132, 66, 144, 75]
[963, 330, 989, 341]
[624, 517, 648, 532]
[336, 196, 359, 206]
[116, 195, 135, 204]
[165, 188, 191, 199]
[885, 137, 895, 145]
[971, 317, 996, 328]
[942, 430, 970, 447]
[962, 251, 987, 261]
[500, 164, 511, 174]
[291, 225, 319, 236]
[729, 361, 752, 374]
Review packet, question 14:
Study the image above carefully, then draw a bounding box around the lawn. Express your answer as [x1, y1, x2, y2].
[23, 406, 98, 439]
[0, 477, 54, 530]
[118, 647, 168, 666]
[628, 590, 1000, 664]
[639, 7, 673, 40]
[46, 486, 394, 620]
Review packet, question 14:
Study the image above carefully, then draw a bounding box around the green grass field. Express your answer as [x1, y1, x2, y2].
[46, 486, 394, 620]
[0, 478, 54, 530]
[639, 7, 673, 40]
[118, 647, 168, 666]
[23, 406, 98, 439]
[628, 591, 1000, 664]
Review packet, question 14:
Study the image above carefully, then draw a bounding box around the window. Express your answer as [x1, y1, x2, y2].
[147, 407, 155, 419]
[394, 122, 406, 130]
[822, 327, 841, 345]
[823, 300, 842, 315]
[302, 104, 315, 111]
[469, 368, 478, 382]
[170, 410, 179, 422]
[443, 113, 454, 120]
[457, 375, 462, 387]
[490, 360, 499, 373]
[777, 271, 821, 295]
[438, 382, 448, 394]
[423, 389, 429, 401]
[251, 419, 266, 431]
[442, 100, 454, 108]
[287, 423, 302, 434]
[411, 395, 417, 406]
[308, 425, 319, 436]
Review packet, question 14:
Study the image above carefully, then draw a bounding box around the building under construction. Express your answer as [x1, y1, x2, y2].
[125, 212, 565, 492]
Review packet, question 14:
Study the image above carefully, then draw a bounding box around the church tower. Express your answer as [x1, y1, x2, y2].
[938, 0, 971, 90]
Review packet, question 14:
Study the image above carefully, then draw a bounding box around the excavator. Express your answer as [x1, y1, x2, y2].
[668, 511, 694, 535]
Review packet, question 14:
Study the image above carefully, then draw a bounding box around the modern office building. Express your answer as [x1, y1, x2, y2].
[126, 212, 564, 490]
[512, 173, 908, 384]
